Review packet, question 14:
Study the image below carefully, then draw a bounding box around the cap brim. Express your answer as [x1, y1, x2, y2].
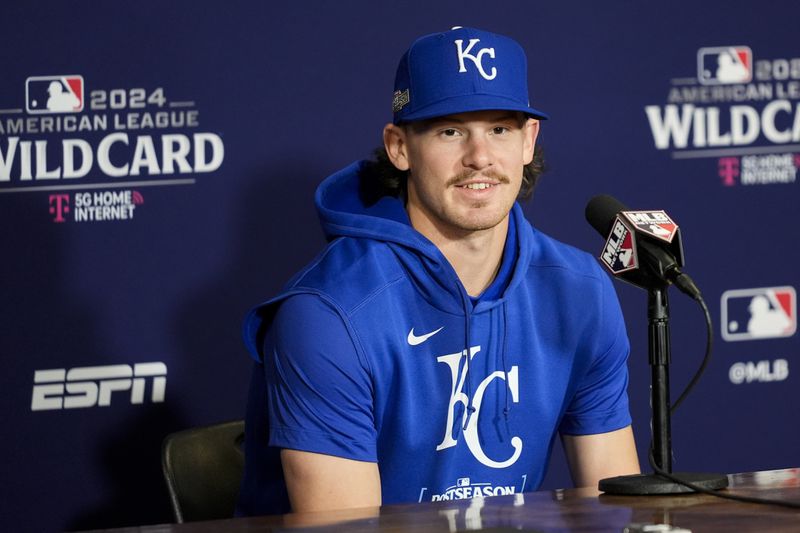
[395, 94, 549, 124]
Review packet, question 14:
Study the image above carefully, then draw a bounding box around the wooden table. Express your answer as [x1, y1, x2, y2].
[90, 468, 800, 532]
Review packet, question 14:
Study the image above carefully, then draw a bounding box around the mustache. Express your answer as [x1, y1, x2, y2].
[445, 169, 510, 187]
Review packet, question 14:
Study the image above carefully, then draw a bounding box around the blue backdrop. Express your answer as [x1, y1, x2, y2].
[1, 1, 798, 530]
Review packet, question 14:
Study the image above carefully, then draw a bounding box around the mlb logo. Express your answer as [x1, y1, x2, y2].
[721, 286, 796, 341]
[25, 75, 84, 114]
[456, 477, 470, 487]
[622, 211, 679, 243]
[601, 218, 638, 274]
[697, 46, 752, 85]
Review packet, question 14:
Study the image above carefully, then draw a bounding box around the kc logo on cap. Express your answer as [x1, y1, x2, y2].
[392, 26, 548, 124]
[455, 38, 497, 80]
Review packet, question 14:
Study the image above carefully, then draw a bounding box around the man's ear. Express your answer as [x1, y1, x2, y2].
[522, 118, 540, 165]
[383, 123, 410, 171]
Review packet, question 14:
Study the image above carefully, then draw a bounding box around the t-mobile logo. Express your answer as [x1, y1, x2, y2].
[718, 157, 739, 186]
[49, 194, 70, 222]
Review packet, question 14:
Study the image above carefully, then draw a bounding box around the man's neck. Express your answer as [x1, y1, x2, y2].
[412, 216, 510, 298]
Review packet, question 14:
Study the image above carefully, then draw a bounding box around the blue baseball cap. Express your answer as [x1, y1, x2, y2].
[392, 26, 549, 124]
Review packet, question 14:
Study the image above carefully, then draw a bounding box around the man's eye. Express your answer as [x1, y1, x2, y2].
[493, 126, 509, 134]
[442, 128, 459, 136]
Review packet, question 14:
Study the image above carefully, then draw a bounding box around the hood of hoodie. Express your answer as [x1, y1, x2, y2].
[315, 160, 535, 315]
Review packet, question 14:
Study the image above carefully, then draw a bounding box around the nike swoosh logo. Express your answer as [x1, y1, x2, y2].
[407, 326, 444, 346]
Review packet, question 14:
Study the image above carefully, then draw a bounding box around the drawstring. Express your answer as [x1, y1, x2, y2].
[460, 296, 511, 430]
[460, 289, 476, 431]
[502, 302, 510, 420]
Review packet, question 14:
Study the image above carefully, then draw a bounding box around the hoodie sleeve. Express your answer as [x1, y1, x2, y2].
[264, 293, 377, 461]
[558, 272, 632, 436]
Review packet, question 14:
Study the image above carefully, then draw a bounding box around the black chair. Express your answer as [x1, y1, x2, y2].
[161, 419, 245, 523]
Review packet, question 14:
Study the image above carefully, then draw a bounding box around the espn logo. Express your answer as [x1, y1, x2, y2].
[721, 286, 796, 341]
[697, 46, 752, 85]
[25, 75, 84, 114]
[31, 362, 166, 411]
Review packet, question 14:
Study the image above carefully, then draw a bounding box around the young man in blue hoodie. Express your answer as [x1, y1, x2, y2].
[238, 26, 640, 515]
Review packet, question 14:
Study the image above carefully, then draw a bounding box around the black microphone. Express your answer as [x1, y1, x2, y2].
[588, 196, 729, 497]
[585, 194, 700, 299]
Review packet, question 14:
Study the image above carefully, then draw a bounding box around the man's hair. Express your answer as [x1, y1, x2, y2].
[359, 144, 545, 205]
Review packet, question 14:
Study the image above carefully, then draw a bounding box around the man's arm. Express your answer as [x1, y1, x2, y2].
[561, 425, 640, 488]
[255, 294, 380, 512]
[281, 449, 381, 512]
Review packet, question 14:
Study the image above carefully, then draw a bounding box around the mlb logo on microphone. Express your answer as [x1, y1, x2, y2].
[25, 75, 84, 114]
[721, 286, 796, 341]
[697, 46, 752, 85]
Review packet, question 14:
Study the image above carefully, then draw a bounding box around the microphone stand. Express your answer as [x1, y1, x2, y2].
[650, 285, 672, 473]
[599, 285, 728, 494]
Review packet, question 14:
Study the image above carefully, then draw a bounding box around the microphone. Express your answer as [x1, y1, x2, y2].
[585, 194, 700, 299]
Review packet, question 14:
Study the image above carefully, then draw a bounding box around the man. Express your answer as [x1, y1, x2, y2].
[238, 26, 639, 516]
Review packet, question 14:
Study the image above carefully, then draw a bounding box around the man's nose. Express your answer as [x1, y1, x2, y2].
[461, 135, 492, 170]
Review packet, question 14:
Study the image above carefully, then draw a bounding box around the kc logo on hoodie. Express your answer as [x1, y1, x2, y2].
[436, 345, 522, 468]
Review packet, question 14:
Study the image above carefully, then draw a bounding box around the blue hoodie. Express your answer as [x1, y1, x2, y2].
[237, 161, 631, 515]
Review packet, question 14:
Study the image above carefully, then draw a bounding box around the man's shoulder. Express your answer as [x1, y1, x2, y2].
[287, 237, 406, 313]
[524, 224, 604, 281]
[243, 237, 406, 361]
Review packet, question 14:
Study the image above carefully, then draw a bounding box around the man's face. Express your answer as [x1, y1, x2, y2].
[385, 110, 539, 239]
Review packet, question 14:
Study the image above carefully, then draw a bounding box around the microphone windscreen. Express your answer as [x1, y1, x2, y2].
[585, 194, 628, 237]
